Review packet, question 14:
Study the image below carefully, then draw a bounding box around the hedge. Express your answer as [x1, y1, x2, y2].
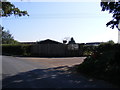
[2, 44, 32, 56]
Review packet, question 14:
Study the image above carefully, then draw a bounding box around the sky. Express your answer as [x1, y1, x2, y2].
[2, 1, 119, 43]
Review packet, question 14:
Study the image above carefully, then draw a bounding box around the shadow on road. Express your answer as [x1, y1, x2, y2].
[2, 66, 115, 88]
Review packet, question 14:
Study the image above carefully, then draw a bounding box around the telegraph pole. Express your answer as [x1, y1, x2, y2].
[118, 20, 120, 43]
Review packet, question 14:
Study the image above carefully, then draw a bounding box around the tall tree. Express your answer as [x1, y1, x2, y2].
[0, 0, 29, 17]
[0, 26, 19, 44]
[0, 0, 29, 44]
[68, 37, 76, 44]
[101, 0, 120, 30]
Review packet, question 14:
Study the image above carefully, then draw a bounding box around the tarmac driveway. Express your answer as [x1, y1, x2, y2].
[17, 57, 86, 68]
[2, 56, 117, 88]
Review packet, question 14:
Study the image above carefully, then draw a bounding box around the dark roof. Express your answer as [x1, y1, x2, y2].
[20, 42, 37, 44]
[37, 39, 63, 44]
[85, 42, 102, 45]
[77, 43, 85, 45]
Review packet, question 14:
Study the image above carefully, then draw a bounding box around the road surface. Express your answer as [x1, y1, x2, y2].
[2, 56, 117, 88]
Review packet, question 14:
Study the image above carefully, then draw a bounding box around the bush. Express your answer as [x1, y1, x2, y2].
[81, 45, 97, 56]
[76, 43, 120, 86]
[2, 44, 32, 56]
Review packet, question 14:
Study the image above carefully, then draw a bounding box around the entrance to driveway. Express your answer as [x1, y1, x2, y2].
[17, 57, 86, 68]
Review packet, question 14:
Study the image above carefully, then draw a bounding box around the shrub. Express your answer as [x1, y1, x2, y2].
[81, 45, 97, 56]
[2, 44, 32, 56]
[76, 43, 120, 86]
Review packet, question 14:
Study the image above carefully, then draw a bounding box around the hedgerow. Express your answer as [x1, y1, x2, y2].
[2, 44, 32, 56]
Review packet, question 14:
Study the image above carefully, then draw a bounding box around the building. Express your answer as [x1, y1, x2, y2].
[31, 39, 67, 57]
[20, 39, 103, 57]
[31, 39, 81, 57]
[37, 39, 63, 44]
[85, 42, 101, 46]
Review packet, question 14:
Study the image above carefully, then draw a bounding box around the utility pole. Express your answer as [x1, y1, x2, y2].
[118, 20, 120, 44]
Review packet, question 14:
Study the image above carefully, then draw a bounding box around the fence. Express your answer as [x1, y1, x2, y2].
[31, 44, 82, 57]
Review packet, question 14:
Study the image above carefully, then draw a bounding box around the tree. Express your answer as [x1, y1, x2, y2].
[68, 37, 76, 44]
[0, 0, 29, 17]
[0, 25, 2, 44]
[107, 40, 115, 44]
[0, 0, 29, 44]
[101, 0, 120, 30]
[63, 40, 67, 44]
[0, 25, 19, 44]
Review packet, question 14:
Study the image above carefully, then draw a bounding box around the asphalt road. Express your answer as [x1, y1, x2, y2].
[2, 56, 117, 88]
